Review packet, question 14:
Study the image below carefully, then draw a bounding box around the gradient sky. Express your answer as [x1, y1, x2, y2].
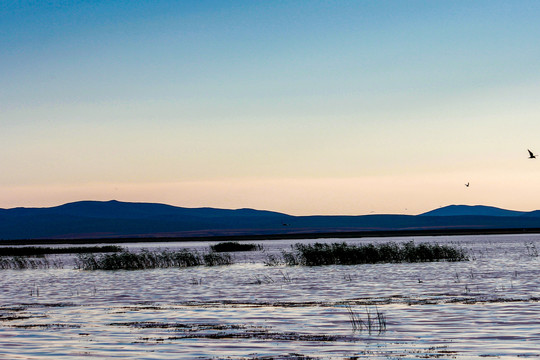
[2, 0, 540, 215]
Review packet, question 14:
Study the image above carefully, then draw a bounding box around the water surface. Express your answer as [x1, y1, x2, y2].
[1, 235, 539, 359]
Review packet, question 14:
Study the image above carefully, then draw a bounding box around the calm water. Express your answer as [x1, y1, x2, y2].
[1, 234, 539, 359]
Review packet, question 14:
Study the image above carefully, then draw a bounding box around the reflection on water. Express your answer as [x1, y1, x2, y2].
[1, 234, 539, 359]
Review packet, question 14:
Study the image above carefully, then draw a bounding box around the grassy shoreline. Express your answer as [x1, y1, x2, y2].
[1, 227, 539, 246]
[0, 245, 123, 256]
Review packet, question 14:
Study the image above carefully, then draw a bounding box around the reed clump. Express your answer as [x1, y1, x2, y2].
[282, 240, 468, 266]
[76, 249, 232, 270]
[210, 241, 261, 252]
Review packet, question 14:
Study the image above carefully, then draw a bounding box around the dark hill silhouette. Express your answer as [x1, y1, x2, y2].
[2, 201, 540, 240]
[419, 205, 525, 217]
[2, 200, 288, 219]
[0, 200, 292, 240]
[519, 210, 540, 218]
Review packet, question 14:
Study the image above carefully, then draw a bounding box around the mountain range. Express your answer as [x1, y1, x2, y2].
[2, 200, 540, 240]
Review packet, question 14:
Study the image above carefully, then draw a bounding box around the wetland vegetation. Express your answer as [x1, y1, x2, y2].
[209, 241, 262, 252]
[281, 240, 468, 266]
[263, 240, 468, 266]
[0, 241, 467, 270]
[75, 249, 233, 270]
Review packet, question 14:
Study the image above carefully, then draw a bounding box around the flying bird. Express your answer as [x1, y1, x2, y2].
[465, 182, 469, 187]
[528, 149, 536, 159]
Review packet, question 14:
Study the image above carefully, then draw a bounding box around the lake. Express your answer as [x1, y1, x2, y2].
[1, 234, 539, 359]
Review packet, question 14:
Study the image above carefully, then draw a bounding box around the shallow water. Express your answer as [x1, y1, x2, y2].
[1, 234, 539, 359]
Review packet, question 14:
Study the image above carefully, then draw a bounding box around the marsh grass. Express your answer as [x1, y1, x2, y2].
[346, 305, 386, 334]
[0, 246, 122, 270]
[525, 242, 539, 257]
[76, 249, 232, 270]
[281, 240, 468, 266]
[0, 246, 123, 257]
[203, 252, 233, 266]
[210, 241, 262, 252]
[250, 274, 275, 285]
[0, 256, 64, 270]
[263, 254, 282, 266]
[279, 270, 292, 282]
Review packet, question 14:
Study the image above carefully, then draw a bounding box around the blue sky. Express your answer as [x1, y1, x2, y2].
[2, 1, 540, 215]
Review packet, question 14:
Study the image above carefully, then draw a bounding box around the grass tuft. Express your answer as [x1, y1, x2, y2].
[346, 305, 386, 334]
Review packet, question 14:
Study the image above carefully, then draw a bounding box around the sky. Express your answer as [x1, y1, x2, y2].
[2, 0, 540, 215]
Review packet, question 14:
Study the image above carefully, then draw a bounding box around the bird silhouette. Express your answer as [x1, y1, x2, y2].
[528, 149, 536, 159]
[465, 182, 470, 187]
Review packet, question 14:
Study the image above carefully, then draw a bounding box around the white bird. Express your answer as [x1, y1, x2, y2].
[528, 149, 536, 159]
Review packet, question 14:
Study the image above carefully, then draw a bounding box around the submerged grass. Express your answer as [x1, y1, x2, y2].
[210, 241, 262, 252]
[76, 249, 233, 270]
[280, 240, 468, 266]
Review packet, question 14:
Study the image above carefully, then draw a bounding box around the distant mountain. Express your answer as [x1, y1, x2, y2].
[419, 205, 526, 217]
[1, 200, 288, 219]
[2, 201, 540, 240]
[519, 210, 540, 218]
[0, 200, 292, 240]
